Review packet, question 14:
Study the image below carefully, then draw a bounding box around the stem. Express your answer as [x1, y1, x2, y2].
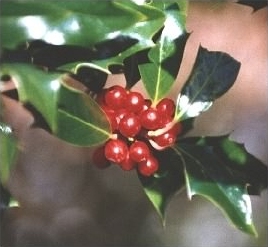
[147, 118, 177, 137]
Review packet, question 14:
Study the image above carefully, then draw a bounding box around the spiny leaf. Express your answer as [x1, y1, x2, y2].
[139, 1, 189, 104]
[71, 65, 108, 94]
[138, 148, 185, 221]
[176, 46, 241, 120]
[237, 0, 267, 12]
[173, 138, 259, 236]
[0, 1, 162, 48]
[123, 49, 150, 89]
[0, 0, 165, 72]
[92, 0, 165, 71]
[182, 135, 268, 195]
[0, 64, 111, 146]
[0, 122, 18, 184]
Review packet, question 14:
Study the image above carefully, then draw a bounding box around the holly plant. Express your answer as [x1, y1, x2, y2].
[0, 0, 267, 237]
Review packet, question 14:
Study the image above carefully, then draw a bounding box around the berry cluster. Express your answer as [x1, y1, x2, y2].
[93, 85, 182, 176]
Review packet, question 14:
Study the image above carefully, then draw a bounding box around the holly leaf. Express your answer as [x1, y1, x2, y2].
[0, 0, 164, 48]
[138, 148, 185, 221]
[0, 0, 165, 72]
[1, 184, 12, 212]
[71, 65, 108, 94]
[139, 2, 190, 104]
[237, 0, 267, 12]
[181, 135, 268, 195]
[173, 135, 264, 236]
[93, 1, 166, 71]
[123, 49, 150, 89]
[0, 64, 111, 146]
[176, 46, 241, 120]
[0, 122, 18, 184]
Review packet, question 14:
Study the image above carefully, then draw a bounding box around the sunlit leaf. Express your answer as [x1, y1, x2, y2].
[0, 64, 111, 146]
[174, 137, 258, 236]
[176, 46, 241, 120]
[138, 148, 185, 221]
[0, 122, 18, 184]
[0, 0, 165, 72]
[139, 1, 189, 104]
[182, 135, 268, 195]
[91, 1, 165, 71]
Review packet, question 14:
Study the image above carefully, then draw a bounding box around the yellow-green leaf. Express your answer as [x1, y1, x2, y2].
[139, 1, 189, 104]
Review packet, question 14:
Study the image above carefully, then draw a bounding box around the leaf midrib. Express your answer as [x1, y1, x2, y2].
[173, 145, 252, 231]
[177, 52, 224, 119]
[58, 108, 111, 138]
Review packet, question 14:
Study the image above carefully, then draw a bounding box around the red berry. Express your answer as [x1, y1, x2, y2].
[153, 130, 176, 147]
[172, 122, 183, 136]
[129, 141, 150, 162]
[114, 108, 128, 125]
[140, 107, 161, 130]
[126, 91, 144, 113]
[99, 102, 117, 132]
[119, 113, 141, 137]
[159, 115, 174, 128]
[104, 85, 127, 110]
[140, 99, 152, 112]
[104, 139, 128, 163]
[138, 155, 159, 176]
[156, 98, 175, 117]
[96, 89, 107, 105]
[119, 153, 136, 171]
[92, 146, 111, 169]
[100, 103, 114, 116]
[156, 98, 176, 127]
[153, 122, 183, 147]
[103, 111, 117, 132]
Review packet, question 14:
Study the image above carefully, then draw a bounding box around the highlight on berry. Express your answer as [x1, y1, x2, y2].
[92, 85, 183, 176]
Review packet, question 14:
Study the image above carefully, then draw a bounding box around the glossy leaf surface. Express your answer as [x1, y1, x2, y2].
[0, 64, 111, 146]
[0, 0, 164, 72]
[188, 135, 268, 195]
[93, 1, 166, 71]
[138, 148, 185, 221]
[139, 1, 189, 104]
[0, 122, 18, 184]
[174, 136, 260, 236]
[176, 46, 241, 120]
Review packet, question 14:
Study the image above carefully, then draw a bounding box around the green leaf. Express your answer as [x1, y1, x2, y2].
[139, 1, 189, 104]
[183, 135, 268, 195]
[0, 63, 111, 146]
[56, 83, 111, 146]
[93, 1, 166, 71]
[0, 122, 18, 184]
[0, 0, 164, 70]
[174, 138, 258, 236]
[138, 148, 185, 221]
[176, 46, 241, 120]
